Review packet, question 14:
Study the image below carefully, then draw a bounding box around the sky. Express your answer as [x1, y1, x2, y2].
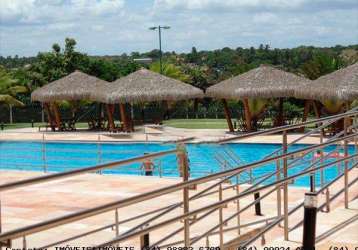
[0, 0, 358, 57]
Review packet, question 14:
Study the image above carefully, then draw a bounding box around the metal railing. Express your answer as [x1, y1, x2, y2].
[0, 109, 357, 248]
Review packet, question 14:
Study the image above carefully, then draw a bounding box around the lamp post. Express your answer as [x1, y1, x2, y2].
[149, 25, 170, 74]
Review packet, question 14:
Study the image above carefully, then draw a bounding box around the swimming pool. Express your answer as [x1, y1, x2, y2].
[0, 141, 355, 187]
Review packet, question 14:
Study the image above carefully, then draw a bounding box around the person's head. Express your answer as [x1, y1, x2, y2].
[317, 150, 322, 154]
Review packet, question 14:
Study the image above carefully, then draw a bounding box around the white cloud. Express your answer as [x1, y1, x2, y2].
[0, 0, 125, 24]
[153, 0, 307, 11]
[0, 0, 357, 56]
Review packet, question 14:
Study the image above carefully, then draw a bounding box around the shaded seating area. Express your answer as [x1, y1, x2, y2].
[93, 68, 204, 132]
[206, 65, 311, 132]
[32, 69, 204, 132]
[31, 71, 109, 131]
[294, 62, 358, 135]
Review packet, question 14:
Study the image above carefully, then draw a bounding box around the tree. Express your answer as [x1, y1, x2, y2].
[0, 66, 27, 107]
[149, 62, 190, 82]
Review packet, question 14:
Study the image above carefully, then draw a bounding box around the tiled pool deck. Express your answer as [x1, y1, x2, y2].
[0, 126, 357, 248]
[0, 126, 351, 145]
[0, 169, 357, 249]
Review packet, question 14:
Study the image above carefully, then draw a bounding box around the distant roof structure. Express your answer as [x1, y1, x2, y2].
[92, 68, 204, 104]
[31, 71, 108, 102]
[206, 65, 311, 99]
[294, 62, 358, 102]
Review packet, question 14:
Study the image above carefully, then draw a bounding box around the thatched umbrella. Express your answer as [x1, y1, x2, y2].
[31, 70, 108, 102]
[294, 62, 358, 102]
[31, 71, 108, 129]
[206, 65, 311, 131]
[92, 68, 204, 131]
[93, 68, 204, 103]
[294, 63, 358, 133]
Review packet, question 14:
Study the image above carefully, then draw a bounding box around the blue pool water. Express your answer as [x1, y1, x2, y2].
[0, 141, 355, 187]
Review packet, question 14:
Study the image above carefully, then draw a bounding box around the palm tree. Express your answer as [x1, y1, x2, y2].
[149, 62, 190, 82]
[149, 62, 191, 119]
[0, 67, 28, 123]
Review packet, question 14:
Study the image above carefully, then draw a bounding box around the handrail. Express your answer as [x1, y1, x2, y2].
[1, 147, 356, 243]
[244, 174, 358, 248]
[94, 155, 358, 247]
[0, 110, 356, 246]
[217, 109, 358, 143]
[0, 149, 178, 192]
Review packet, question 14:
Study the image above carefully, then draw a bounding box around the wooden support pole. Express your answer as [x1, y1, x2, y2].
[105, 104, 115, 131]
[300, 100, 311, 132]
[312, 101, 321, 119]
[222, 99, 234, 132]
[43, 103, 55, 130]
[277, 98, 284, 126]
[52, 102, 61, 130]
[243, 98, 252, 132]
[119, 103, 129, 132]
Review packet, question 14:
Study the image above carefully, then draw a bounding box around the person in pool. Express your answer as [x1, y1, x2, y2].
[141, 153, 155, 176]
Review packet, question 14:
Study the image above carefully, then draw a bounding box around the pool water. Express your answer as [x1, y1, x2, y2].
[0, 141, 355, 187]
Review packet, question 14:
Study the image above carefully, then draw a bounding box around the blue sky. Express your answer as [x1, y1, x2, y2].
[1, 0, 358, 56]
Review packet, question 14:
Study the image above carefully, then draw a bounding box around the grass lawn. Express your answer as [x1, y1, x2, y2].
[0, 122, 90, 130]
[163, 119, 230, 129]
[1, 118, 316, 130]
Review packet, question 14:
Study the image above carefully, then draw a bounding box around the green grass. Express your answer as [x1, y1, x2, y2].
[163, 119, 229, 129]
[0, 122, 90, 130]
[1, 118, 317, 130]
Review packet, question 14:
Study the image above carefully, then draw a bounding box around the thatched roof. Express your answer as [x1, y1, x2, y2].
[92, 68, 204, 104]
[206, 65, 311, 99]
[294, 63, 358, 102]
[31, 71, 108, 102]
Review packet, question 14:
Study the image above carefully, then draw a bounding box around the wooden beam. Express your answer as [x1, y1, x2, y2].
[221, 99, 234, 132]
[43, 103, 55, 131]
[312, 101, 321, 118]
[277, 98, 284, 126]
[242, 98, 252, 132]
[106, 104, 115, 131]
[302, 100, 311, 123]
[52, 102, 61, 130]
[119, 103, 129, 132]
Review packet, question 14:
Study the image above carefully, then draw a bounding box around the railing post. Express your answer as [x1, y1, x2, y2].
[177, 144, 190, 247]
[319, 129, 324, 188]
[254, 192, 263, 216]
[140, 233, 150, 250]
[282, 131, 289, 241]
[302, 193, 318, 250]
[42, 133, 47, 173]
[236, 175, 241, 235]
[22, 236, 26, 249]
[276, 160, 282, 220]
[219, 184, 224, 248]
[115, 208, 119, 238]
[325, 188, 330, 212]
[98, 134, 103, 175]
[344, 116, 349, 209]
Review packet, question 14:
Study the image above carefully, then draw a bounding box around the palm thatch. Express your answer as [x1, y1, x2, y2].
[294, 63, 358, 102]
[92, 68, 204, 104]
[31, 71, 108, 102]
[206, 65, 311, 99]
[0, 94, 25, 107]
